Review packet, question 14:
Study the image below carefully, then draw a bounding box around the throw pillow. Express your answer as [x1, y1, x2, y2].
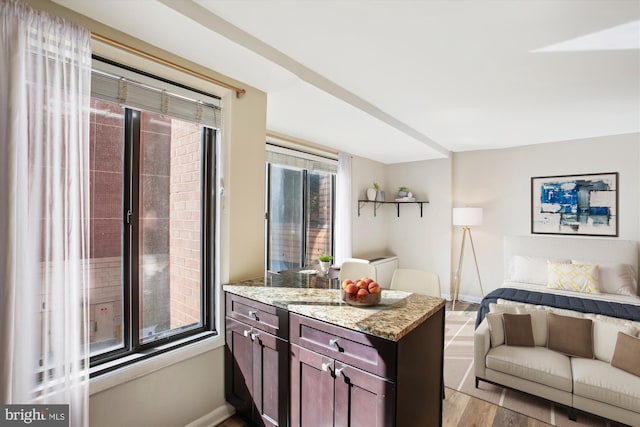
[489, 302, 519, 314]
[572, 260, 637, 296]
[511, 256, 569, 285]
[503, 313, 535, 347]
[611, 332, 640, 377]
[547, 312, 594, 358]
[547, 261, 600, 294]
[593, 317, 639, 363]
[511, 256, 549, 285]
[486, 313, 505, 347]
[516, 307, 547, 346]
[486, 303, 520, 347]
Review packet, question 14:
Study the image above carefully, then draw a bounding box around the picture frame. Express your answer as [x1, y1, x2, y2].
[531, 172, 618, 237]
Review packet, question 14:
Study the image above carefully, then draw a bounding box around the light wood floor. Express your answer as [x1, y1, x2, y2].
[216, 385, 552, 427]
[216, 301, 553, 427]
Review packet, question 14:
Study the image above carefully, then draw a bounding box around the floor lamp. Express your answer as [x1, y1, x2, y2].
[452, 207, 485, 310]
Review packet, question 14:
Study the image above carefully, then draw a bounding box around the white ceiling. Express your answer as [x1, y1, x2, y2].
[55, 0, 640, 164]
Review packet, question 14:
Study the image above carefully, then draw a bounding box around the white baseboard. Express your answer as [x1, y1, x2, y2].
[185, 403, 236, 427]
[441, 292, 483, 306]
[458, 294, 483, 305]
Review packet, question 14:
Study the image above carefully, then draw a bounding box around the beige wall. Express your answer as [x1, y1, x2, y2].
[351, 134, 639, 303]
[386, 158, 452, 288]
[349, 156, 453, 291]
[89, 350, 226, 427]
[451, 134, 640, 301]
[350, 156, 391, 256]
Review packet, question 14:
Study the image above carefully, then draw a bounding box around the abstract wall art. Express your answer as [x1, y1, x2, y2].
[531, 172, 618, 236]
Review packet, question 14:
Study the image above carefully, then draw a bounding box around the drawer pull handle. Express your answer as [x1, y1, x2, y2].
[248, 310, 258, 319]
[329, 338, 339, 348]
[334, 367, 344, 378]
[243, 329, 252, 337]
[321, 362, 331, 372]
[250, 332, 260, 341]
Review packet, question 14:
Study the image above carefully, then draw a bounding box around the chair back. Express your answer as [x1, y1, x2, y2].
[390, 268, 441, 297]
[339, 261, 377, 282]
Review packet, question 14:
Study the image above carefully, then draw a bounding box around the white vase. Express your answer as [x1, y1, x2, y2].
[366, 188, 377, 201]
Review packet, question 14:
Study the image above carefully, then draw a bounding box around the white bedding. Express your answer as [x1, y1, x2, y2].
[501, 280, 640, 307]
[498, 235, 640, 313]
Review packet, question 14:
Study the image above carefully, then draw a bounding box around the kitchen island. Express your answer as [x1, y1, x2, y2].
[223, 271, 445, 427]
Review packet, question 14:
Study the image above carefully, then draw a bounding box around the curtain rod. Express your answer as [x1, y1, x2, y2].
[91, 33, 246, 98]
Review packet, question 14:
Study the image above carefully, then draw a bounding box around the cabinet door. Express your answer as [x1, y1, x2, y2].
[334, 362, 395, 427]
[290, 344, 335, 427]
[225, 316, 255, 418]
[252, 330, 289, 427]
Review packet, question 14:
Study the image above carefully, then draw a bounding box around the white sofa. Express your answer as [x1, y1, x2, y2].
[474, 303, 640, 426]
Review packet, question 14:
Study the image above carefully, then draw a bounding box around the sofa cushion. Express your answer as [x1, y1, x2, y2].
[486, 313, 504, 347]
[497, 298, 589, 319]
[547, 312, 594, 359]
[572, 357, 640, 413]
[503, 313, 535, 347]
[486, 304, 519, 347]
[515, 307, 548, 346]
[593, 317, 639, 363]
[611, 332, 640, 377]
[486, 345, 573, 392]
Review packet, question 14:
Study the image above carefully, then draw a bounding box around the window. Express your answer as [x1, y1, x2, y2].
[88, 59, 219, 371]
[266, 146, 336, 271]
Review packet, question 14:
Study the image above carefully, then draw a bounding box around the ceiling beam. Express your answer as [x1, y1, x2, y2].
[158, 0, 451, 158]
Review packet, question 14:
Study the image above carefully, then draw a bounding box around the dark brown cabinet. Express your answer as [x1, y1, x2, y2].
[225, 292, 444, 427]
[289, 311, 443, 427]
[225, 294, 289, 427]
[290, 343, 395, 427]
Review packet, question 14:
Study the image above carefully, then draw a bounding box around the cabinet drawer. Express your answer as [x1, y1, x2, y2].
[226, 293, 288, 339]
[290, 313, 396, 379]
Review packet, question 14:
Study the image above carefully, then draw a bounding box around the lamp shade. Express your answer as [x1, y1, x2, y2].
[452, 207, 483, 226]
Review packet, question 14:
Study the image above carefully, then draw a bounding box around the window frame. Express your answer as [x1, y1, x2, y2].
[265, 161, 336, 272]
[89, 63, 219, 376]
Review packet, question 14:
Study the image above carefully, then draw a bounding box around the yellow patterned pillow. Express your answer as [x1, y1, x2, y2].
[547, 261, 600, 294]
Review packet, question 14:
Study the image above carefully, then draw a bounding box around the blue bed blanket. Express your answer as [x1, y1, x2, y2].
[475, 287, 640, 328]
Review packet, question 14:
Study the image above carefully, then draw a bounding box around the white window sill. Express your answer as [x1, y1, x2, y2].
[89, 332, 224, 395]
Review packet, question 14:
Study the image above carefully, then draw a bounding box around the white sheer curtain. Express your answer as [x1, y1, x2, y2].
[0, 1, 91, 425]
[334, 152, 353, 265]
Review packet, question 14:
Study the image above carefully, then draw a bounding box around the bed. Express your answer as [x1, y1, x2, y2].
[476, 235, 640, 327]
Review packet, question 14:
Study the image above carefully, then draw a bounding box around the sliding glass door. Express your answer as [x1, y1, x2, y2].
[267, 164, 334, 272]
[268, 165, 304, 272]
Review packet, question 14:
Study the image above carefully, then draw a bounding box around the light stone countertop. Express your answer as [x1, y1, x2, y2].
[224, 272, 445, 341]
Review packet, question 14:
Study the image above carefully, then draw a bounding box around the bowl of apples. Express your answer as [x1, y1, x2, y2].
[341, 277, 382, 307]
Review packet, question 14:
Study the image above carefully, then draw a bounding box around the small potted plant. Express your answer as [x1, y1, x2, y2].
[318, 254, 333, 274]
[398, 186, 410, 197]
